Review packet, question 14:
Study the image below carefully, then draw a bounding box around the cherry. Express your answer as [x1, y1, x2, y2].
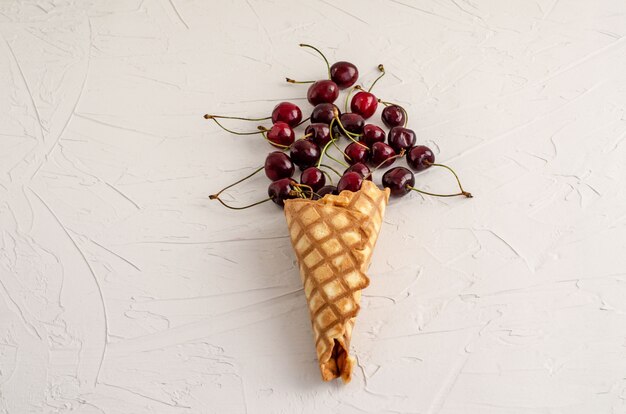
[344, 162, 371, 181]
[388, 126, 416, 153]
[382, 167, 414, 197]
[370, 142, 397, 168]
[407, 145, 435, 171]
[351, 91, 378, 119]
[307, 80, 339, 106]
[290, 139, 320, 170]
[268, 178, 295, 207]
[330, 61, 358, 88]
[381, 105, 406, 128]
[266, 122, 295, 148]
[300, 167, 326, 192]
[271, 102, 302, 127]
[305, 123, 331, 147]
[339, 113, 365, 135]
[344, 142, 369, 165]
[337, 172, 363, 193]
[264, 151, 295, 181]
[316, 185, 338, 199]
[360, 124, 386, 147]
[311, 103, 341, 124]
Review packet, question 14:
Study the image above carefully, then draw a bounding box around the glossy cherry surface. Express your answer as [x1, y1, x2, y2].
[330, 61, 358, 88]
[266, 122, 295, 148]
[407, 145, 435, 171]
[316, 185, 338, 198]
[337, 172, 363, 193]
[305, 123, 331, 147]
[370, 142, 397, 168]
[382, 167, 415, 197]
[310, 103, 340, 124]
[339, 113, 365, 135]
[271, 102, 302, 127]
[360, 124, 386, 147]
[381, 105, 405, 128]
[350, 91, 378, 119]
[290, 139, 320, 170]
[264, 151, 294, 181]
[388, 126, 416, 153]
[268, 178, 294, 206]
[344, 162, 371, 180]
[300, 167, 325, 192]
[344, 142, 369, 165]
[307, 80, 339, 106]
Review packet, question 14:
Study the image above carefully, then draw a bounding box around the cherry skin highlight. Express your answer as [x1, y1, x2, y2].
[344, 162, 371, 181]
[264, 151, 295, 181]
[351, 91, 378, 119]
[388, 126, 416, 153]
[268, 178, 295, 206]
[337, 172, 363, 193]
[360, 124, 386, 147]
[382, 167, 415, 197]
[271, 102, 302, 127]
[370, 142, 397, 168]
[307, 80, 339, 106]
[407, 145, 435, 171]
[305, 123, 332, 147]
[300, 167, 326, 192]
[266, 122, 295, 148]
[344, 142, 370, 165]
[330, 61, 358, 89]
[381, 105, 405, 128]
[290, 139, 321, 170]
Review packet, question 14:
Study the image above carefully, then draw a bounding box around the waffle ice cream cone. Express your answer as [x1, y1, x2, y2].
[284, 181, 390, 383]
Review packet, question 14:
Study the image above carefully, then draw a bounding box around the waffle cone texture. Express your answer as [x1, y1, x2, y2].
[284, 181, 390, 383]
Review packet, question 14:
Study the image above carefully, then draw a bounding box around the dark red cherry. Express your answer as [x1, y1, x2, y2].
[271, 102, 302, 127]
[304, 123, 331, 147]
[381, 105, 405, 128]
[330, 61, 358, 89]
[382, 167, 415, 197]
[290, 139, 320, 170]
[300, 167, 325, 192]
[344, 162, 371, 181]
[407, 145, 435, 171]
[370, 142, 397, 168]
[266, 122, 295, 148]
[339, 113, 365, 135]
[388, 126, 416, 153]
[344, 142, 370, 165]
[337, 172, 363, 193]
[316, 185, 338, 199]
[350, 91, 378, 119]
[310, 103, 341, 124]
[264, 151, 294, 181]
[360, 124, 385, 147]
[268, 178, 295, 206]
[307, 80, 339, 106]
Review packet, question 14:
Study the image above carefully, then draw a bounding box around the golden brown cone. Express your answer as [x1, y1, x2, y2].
[283, 181, 390, 383]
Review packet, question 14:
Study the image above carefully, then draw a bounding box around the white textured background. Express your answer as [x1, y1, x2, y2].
[1, 0, 626, 413]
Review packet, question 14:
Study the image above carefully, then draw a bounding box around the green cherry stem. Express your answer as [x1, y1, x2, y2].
[204, 114, 271, 122]
[344, 85, 359, 113]
[363, 149, 406, 180]
[258, 127, 291, 149]
[211, 197, 272, 210]
[368, 64, 386, 93]
[286, 78, 315, 84]
[299, 43, 331, 79]
[320, 163, 342, 177]
[209, 166, 264, 199]
[418, 161, 473, 198]
[205, 117, 265, 135]
[295, 116, 311, 127]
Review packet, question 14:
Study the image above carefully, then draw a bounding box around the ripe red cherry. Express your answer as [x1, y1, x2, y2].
[266, 122, 295, 148]
[264, 151, 294, 181]
[339, 113, 365, 135]
[407, 145, 435, 171]
[311, 103, 340, 124]
[271, 102, 302, 127]
[381, 105, 405, 128]
[388, 126, 416, 153]
[382, 167, 415, 197]
[350, 91, 378, 119]
[330, 61, 358, 88]
[370, 142, 397, 168]
[344, 162, 371, 181]
[305, 123, 331, 147]
[290, 139, 320, 170]
[361, 124, 385, 147]
[316, 185, 338, 199]
[307, 80, 339, 106]
[268, 178, 295, 206]
[344, 142, 369, 165]
[300, 167, 325, 192]
[337, 172, 363, 193]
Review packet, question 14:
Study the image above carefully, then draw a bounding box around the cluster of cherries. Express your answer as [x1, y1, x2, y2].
[207, 44, 471, 209]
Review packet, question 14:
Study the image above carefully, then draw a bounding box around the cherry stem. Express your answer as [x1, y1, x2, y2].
[206, 117, 264, 135]
[344, 85, 358, 113]
[378, 99, 409, 127]
[296, 116, 311, 127]
[299, 43, 331, 79]
[367, 64, 386, 93]
[286, 78, 315, 84]
[204, 114, 271, 122]
[258, 126, 291, 149]
[334, 116, 365, 140]
[422, 161, 473, 198]
[293, 183, 316, 199]
[317, 119, 349, 168]
[211, 196, 272, 210]
[320, 163, 341, 177]
[209, 166, 264, 199]
[363, 149, 406, 180]
[319, 169, 334, 184]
